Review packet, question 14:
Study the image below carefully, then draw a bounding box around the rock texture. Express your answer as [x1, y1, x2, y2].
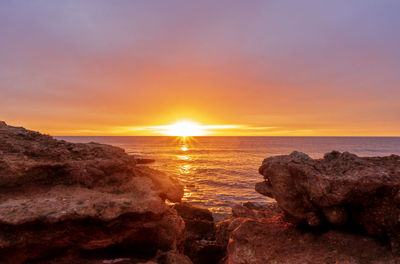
[173, 203, 224, 264]
[257, 151, 400, 252]
[0, 122, 187, 263]
[218, 203, 400, 264]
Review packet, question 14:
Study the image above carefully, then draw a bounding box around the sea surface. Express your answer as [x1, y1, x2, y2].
[57, 136, 400, 221]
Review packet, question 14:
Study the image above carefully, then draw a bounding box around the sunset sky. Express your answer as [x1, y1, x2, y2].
[1, 1, 399, 136]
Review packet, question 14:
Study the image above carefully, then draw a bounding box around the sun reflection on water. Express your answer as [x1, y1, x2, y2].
[179, 164, 192, 175]
[181, 145, 188, 151]
[177, 155, 190, 160]
[183, 186, 194, 199]
[173, 137, 198, 202]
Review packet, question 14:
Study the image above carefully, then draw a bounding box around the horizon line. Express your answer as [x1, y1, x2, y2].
[54, 135, 400, 138]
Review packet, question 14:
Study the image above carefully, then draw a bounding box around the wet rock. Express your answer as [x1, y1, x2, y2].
[0, 122, 186, 263]
[257, 151, 400, 251]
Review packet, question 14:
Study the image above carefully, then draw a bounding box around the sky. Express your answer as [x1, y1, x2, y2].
[1, 0, 399, 136]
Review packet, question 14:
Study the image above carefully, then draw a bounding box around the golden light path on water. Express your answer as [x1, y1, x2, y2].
[169, 122, 208, 201]
[170, 135, 275, 218]
[176, 136, 196, 200]
[157, 121, 236, 206]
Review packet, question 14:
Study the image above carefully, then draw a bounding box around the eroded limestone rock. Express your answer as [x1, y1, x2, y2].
[0, 121, 186, 263]
[219, 203, 400, 264]
[257, 151, 400, 251]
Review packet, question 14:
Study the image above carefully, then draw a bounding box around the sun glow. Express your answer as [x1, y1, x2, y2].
[122, 121, 241, 136]
[161, 121, 208, 137]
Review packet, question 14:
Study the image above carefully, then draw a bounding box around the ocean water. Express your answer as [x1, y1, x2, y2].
[57, 136, 400, 221]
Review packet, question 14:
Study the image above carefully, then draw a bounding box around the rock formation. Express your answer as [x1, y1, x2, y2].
[0, 122, 189, 263]
[173, 203, 224, 264]
[256, 151, 400, 251]
[219, 203, 400, 264]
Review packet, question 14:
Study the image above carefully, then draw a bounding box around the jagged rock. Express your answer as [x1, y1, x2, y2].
[173, 202, 224, 264]
[218, 203, 400, 264]
[0, 122, 186, 263]
[254, 181, 273, 198]
[257, 151, 400, 251]
[216, 203, 281, 249]
[173, 202, 215, 241]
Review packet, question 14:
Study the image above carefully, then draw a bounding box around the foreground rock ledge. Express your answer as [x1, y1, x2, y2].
[0, 121, 187, 263]
[218, 203, 400, 264]
[256, 151, 400, 252]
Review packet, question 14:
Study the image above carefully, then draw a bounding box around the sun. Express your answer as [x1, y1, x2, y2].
[161, 121, 208, 137]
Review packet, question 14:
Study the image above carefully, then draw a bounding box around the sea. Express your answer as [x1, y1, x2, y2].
[57, 136, 400, 221]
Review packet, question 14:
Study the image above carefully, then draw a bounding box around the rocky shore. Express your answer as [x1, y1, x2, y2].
[0, 121, 188, 263]
[1, 121, 400, 263]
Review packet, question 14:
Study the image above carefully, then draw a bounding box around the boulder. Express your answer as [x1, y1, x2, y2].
[173, 202, 216, 241]
[0, 122, 186, 263]
[219, 203, 400, 264]
[173, 202, 224, 264]
[257, 151, 400, 251]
